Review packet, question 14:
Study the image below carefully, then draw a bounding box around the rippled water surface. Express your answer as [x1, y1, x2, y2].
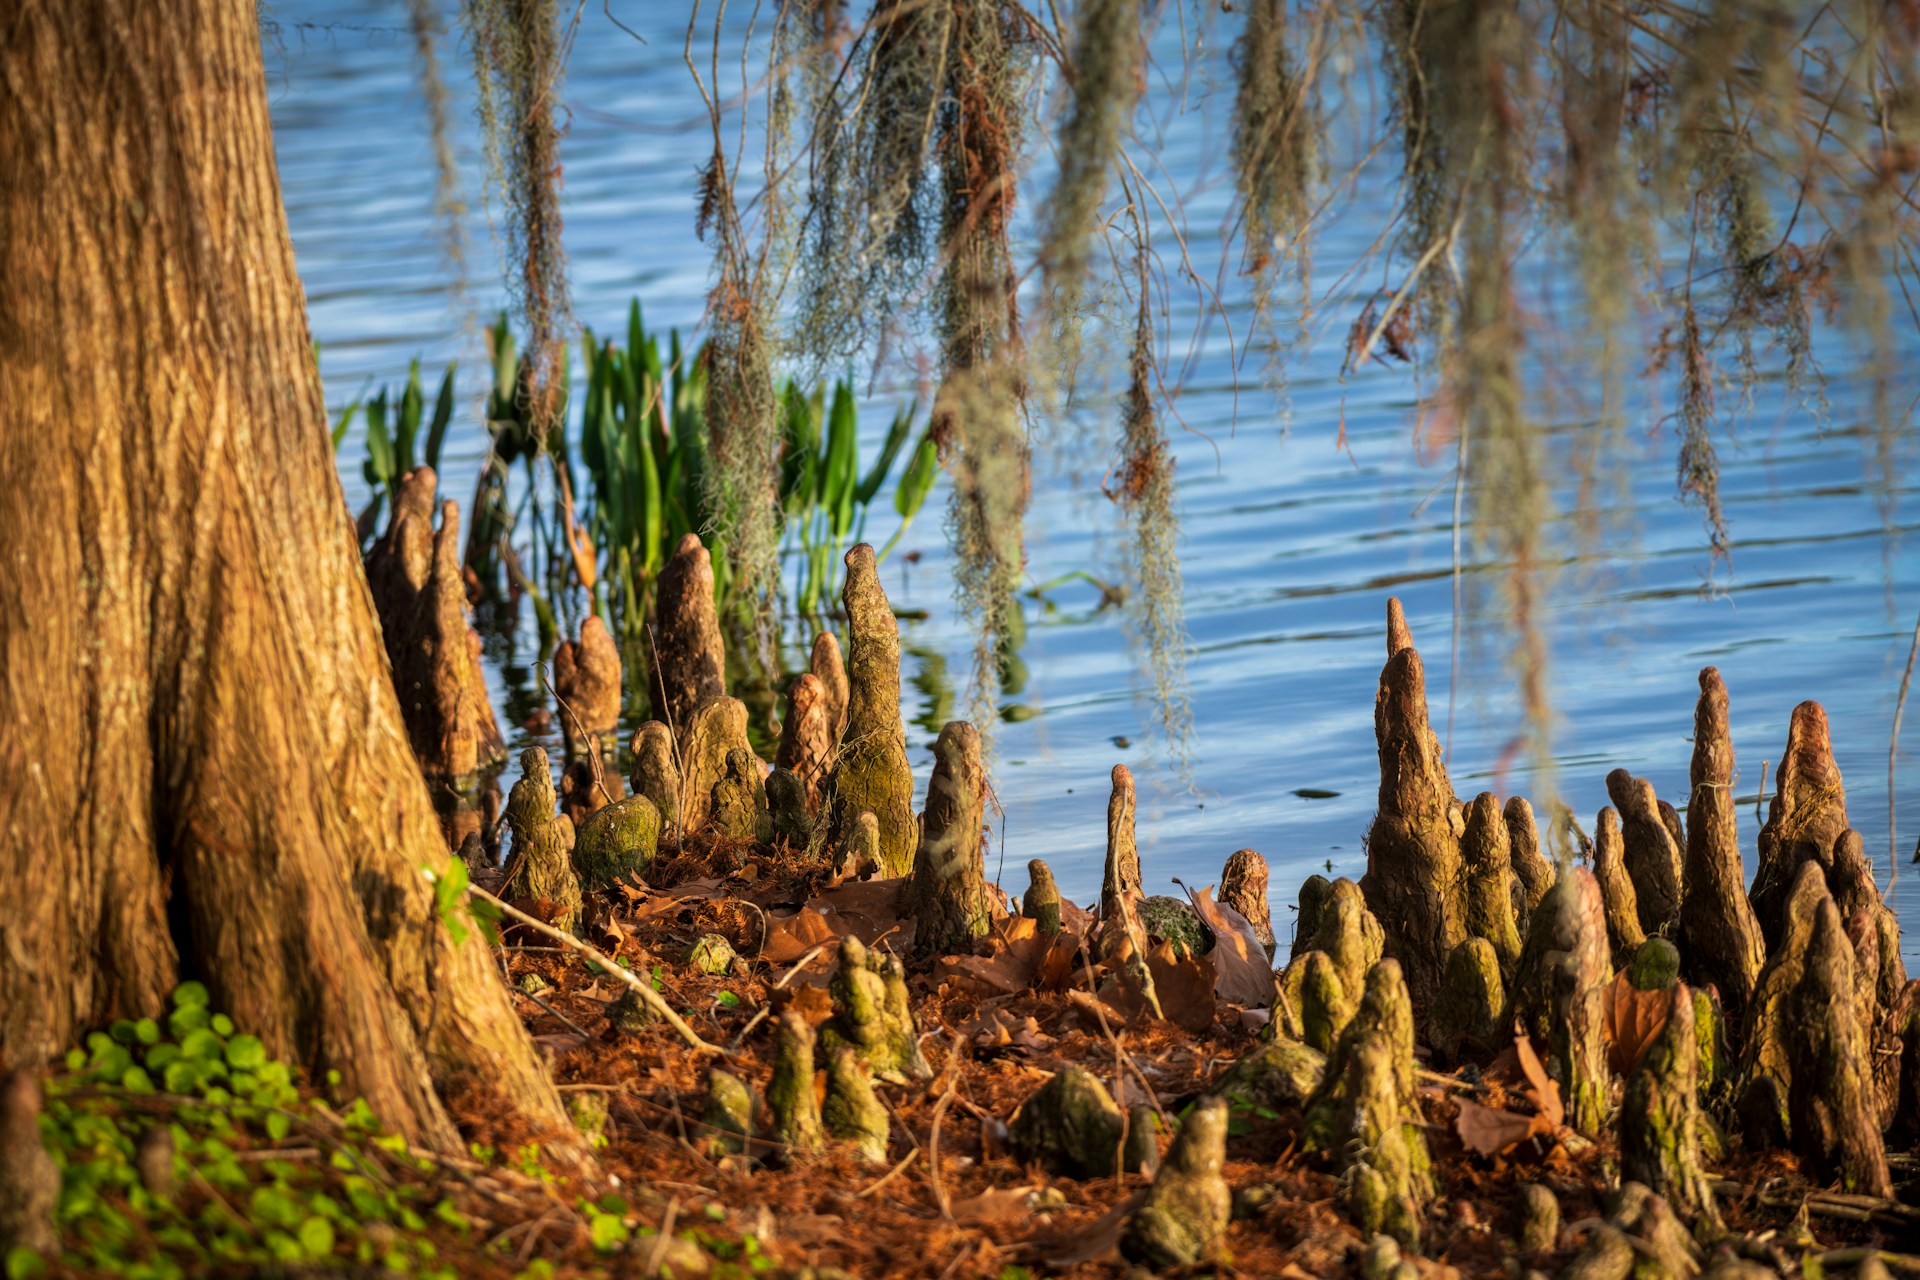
[266, 2, 1920, 955]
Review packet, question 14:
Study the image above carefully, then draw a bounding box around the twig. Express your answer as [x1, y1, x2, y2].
[513, 988, 593, 1041]
[468, 883, 726, 1056]
[927, 1065, 959, 1222]
[1755, 759, 1770, 827]
[644, 1198, 682, 1277]
[856, 1144, 922, 1199]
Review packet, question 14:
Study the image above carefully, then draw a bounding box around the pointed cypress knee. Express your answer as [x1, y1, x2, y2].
[553, 614, 622, 755]
[1098, 764, 1146, 961]
[1751, 700, 1849, 947]
[910, 721, 994, 955]
[1606, 769, 1682, 939]
[1829, 829, 1908, 1022]
[1221, 848, 1276, 960]
[1023, 859, 1063, 935]
[766, 768, 812, 847]
[1121, 1097, 1231, 1268]
[810, 629, 849, 743]
[1462, 792, 1523, 979]
[1290, 874, 1333, 962]
[1504, 796, 1555, 925]
[769, 1011, 824, 1157]
[1620, 983, 1716, 1223]
[1360, 600, 1466, 1009]
[774, 672, 835, 812]
[709, 747, 770, 843]
[1281, 950, 1354, 1053]
[1007, 1066, 1131, 1178]
[627, 721, 681, 832]
[1679, 667, 1765, 1020]
[1592, 808, 1646, 968]
[822, 545, 915, 875]
[1788, 895, 1892, 1196]
[1511, 869, 1611, 1138]
[701, 1068, 755, 1158]
[649, 533, 727, 741]
[503, 747, 581, 931]
[679, 697, 757, 835]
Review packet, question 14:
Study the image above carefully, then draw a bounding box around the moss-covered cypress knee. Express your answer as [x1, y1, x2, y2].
[910, 721, 995, 955]
[1461, 791, 1523, 978]
[769, 1010, 824, 1157]
[822, 545, 915, 875]
[1121, 1096, 1231, 1268]
[649, 533, 727, 739]
[1510, 869, 1610, 1138]
[1620, 983, 1716, 1223]
[680, 698, 758, 836]
[1213, 1038, 1326, 1113]
[710, 746, 771, 843]
[627, 720, 681, 832]
[766, 767, 812, 847]
[572, 793, 661, 890]
[774, 671, 835, 812]
[821, 934, 931, 1083]
[1282, 949, 1353, 1053]
[1360, 599, 1466, 1010]
[1679, 668, 1765, 1021]
[822, 1047, 890, 1165]
[1290, 873, 1333, 961]
[1514, 1182, 1558, 1255]
[701, 1068, 754, 1158]
[1007, 1066, 1130, 1178]
[1140, 895, 1208, 960]
[1221, 847, 1275, 960]
[1293, 877, 1384, 1005]
[1023, 859, 1062, 934]
[834, 809, 881, 879]
[1429, 937, 1504, 1067]
[1606, 769, 1682, 939]
[1592, 807, 1646, 968]
[503, 747, 581, 931]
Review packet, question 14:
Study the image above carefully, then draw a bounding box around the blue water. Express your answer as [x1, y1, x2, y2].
[266, 2, 1920, 954]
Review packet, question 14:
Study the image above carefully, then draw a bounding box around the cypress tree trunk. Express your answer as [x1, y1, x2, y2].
[0, 0, 567, 1150]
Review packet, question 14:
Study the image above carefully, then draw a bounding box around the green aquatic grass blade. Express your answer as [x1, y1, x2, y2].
[425, 362, 457, 470]
[855, 399, 916, 506]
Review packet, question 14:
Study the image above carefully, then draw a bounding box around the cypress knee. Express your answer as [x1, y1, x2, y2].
[1462, 792, 1523, 979]
[552, 614, 622, 755]
[1678, 668, 1765, 1020]
[769, 1010, 824, 1156]
[810, 629, 849, 742]
[627, 720, 681, 832]
[774, 671, 835, 811]
[1360, 599, 1466, 1009]
[1788, 895, 1892, 1196]
[502, 747, 581, 931]
[822, 545, 915, 875]
[910, 721, 994, 955]
[1023, 859, 1062, 934]
[1429, 937, 1504, 1067]
[1504, 795, 1554, 924]
[1620, 983, 1716, 1223]
[1751, 701, 1849, 947]
[1098, 764, 1146, 961]
[678, 697, 757, 835]
[1592, 808, 1646, 967]
[1121, 1096, 1231, 1268]
[822, 1048, 890, 1165]
[1511, 869, 1610, 1137]
[1605, 770, 1681, 939]
[649, 533, 727, 740]
[1221, 848, 1276, 960]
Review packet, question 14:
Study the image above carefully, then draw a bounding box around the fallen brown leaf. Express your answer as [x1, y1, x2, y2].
[951, 1185, 1039, 1226]
[1513, 1032, 1563, 1130]
[1188, 885, 1277, 1008]
[1454, 1096, 1539, 1157]
[1602, 971, 1672, 1077]
[1147, 941, 1217, 1033]
[761, 907, 842, 963]
[1033, 1191, 1147, 1268]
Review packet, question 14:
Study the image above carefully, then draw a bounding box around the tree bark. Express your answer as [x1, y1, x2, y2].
[0, 0, 566, 1149]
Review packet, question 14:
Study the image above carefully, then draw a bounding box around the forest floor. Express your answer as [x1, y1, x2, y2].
[25, 835, 1919, 1280]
